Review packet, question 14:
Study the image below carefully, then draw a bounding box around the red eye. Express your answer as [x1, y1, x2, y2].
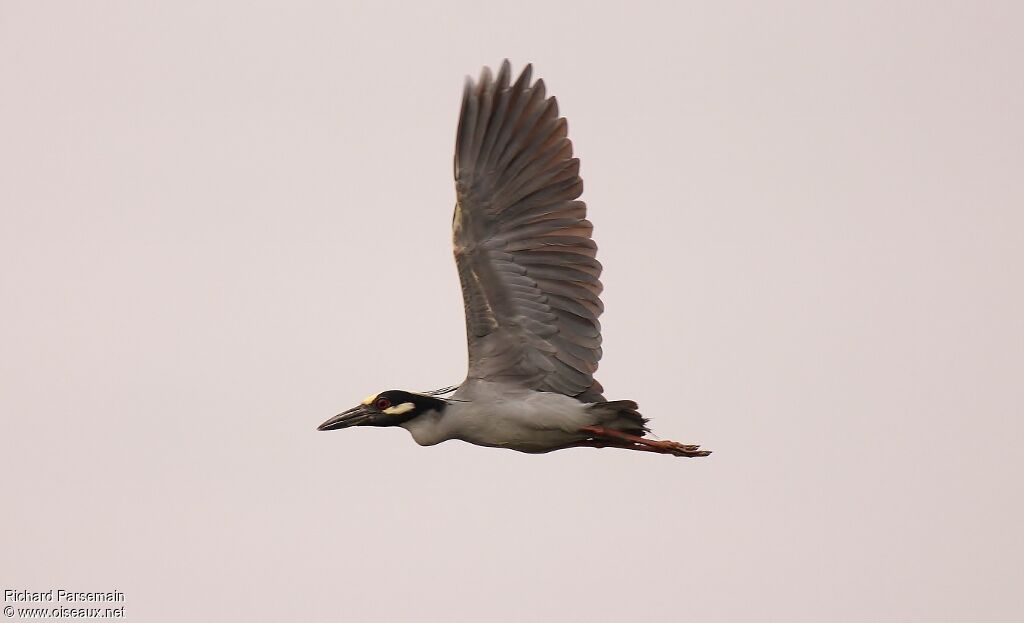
[374, 397, 391, 410]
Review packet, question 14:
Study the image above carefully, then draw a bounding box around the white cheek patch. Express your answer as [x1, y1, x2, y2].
[383, 402, 415, 415]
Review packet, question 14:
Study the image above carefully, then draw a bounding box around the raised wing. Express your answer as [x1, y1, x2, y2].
[453, 61, 604, 401]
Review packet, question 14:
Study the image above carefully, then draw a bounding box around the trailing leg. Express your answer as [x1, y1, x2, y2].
[579, 425, 711, 458]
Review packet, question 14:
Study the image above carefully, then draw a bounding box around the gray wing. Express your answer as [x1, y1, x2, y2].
[453, 61, 605, 401]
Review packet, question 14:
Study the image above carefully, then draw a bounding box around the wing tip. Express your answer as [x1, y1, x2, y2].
[463, 60, 537, 92]
[477, 65, 493, 94]
[497, 59, 512, 87]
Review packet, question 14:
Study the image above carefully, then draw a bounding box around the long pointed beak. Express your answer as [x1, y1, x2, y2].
[317, 405, 374, 431]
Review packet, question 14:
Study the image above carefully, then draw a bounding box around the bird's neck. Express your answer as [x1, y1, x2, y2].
[399, 409, 449, 446]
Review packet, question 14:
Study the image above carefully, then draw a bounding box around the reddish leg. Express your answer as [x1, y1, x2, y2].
[579, 426, 712, 458]
[554, 439, 677, 454]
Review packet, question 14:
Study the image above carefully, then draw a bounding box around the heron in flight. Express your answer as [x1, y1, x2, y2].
[318, 61, 710, 458]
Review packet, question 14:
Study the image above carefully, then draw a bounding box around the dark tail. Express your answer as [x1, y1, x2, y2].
[588, 400, 649, 437]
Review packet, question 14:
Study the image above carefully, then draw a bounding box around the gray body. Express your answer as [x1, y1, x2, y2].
[400, 381, 627, 452]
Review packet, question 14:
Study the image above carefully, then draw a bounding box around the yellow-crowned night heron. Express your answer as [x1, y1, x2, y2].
[318, 61, 710, 458]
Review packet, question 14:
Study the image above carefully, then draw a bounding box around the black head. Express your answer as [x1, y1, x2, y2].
[317, 390, 448, 431]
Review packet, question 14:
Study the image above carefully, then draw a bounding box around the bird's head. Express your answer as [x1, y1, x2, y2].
[317, 390, 448, 431]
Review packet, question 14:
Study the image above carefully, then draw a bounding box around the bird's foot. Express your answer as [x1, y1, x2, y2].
[654, 439, 712, 458]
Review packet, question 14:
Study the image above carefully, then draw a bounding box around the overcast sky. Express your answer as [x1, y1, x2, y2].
[2, 1, 1022, 621]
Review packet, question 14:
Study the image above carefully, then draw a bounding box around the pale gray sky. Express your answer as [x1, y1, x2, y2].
[2, 1, 1022, 621]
